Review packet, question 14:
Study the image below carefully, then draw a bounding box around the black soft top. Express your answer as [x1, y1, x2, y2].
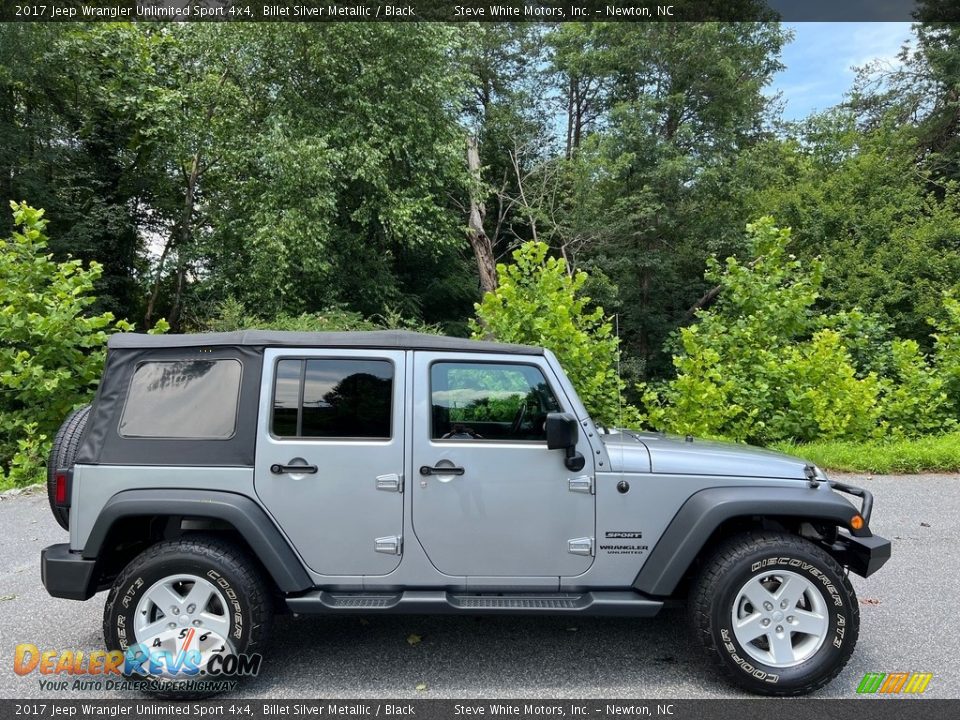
[108, 330, 543, 355]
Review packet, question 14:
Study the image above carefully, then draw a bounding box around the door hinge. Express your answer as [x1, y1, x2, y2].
[568, 475, 594, 494]
[376, 473, 403, 493]
[568, 537, 594, 556]
[375, 535, 403, 555]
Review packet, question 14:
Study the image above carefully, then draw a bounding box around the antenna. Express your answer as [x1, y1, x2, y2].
[614, 313, 625, 472]
[615, 313, 624, 432]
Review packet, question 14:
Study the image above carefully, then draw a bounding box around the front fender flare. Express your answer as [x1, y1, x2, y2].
[633, 485, 863, 597]
[83, 488, 312, 593]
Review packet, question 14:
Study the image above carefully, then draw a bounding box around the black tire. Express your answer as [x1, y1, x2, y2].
[46, 404, 91, 530]
[689, 531, 859, 696]
[103, 535, 273, 698]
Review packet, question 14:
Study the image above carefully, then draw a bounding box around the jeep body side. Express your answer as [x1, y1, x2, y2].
[41, 330, 891, 696]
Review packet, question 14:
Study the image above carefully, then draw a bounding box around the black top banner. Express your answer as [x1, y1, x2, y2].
[1, 0, 958, 23]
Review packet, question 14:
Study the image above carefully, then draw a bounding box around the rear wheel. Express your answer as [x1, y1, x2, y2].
[46, 404, 91, 530]
[103, 535, 273, 697]
[689, 531, 859, 696]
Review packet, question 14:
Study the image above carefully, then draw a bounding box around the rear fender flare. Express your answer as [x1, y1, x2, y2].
[83, 488, 312, 593]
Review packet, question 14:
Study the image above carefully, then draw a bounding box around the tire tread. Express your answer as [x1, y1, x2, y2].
[46, 404, 91, 530]
[688, 530, 859, 696]
[102, 534, 273, 698]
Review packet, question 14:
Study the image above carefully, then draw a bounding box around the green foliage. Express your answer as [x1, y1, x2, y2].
[200, 298, 440, 335]
[879, 339, 955, 437]
[773, 432, 960, 475]
[743, 116, 960, 348]
[640, 218, 960, 444]
[0, 203, 134, 488]
[640, 218, 881, 444]
[932, 293, 960, 416]
[3, 21, 960, 457]
[198, 24, 472, 325]
[471, 241, 628, 427]
[552, 22, 790, 377]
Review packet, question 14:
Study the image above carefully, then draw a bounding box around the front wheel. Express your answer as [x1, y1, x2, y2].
[689, 531, 859, 696]
[103, 535, 273, 697]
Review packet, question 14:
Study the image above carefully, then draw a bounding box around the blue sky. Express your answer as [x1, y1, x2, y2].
[770, 22, 915, 121]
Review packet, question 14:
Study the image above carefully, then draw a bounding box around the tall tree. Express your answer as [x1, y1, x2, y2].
[455, 25, 552, 291]
[562, 23, 788, 375]
[0, 24, 151, 319]
[196, 24, 472, 325]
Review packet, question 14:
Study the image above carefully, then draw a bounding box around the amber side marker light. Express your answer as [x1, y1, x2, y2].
[850, 514, 865, 531]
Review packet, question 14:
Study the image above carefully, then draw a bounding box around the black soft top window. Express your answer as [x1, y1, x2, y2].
[119, 359, 242, 439]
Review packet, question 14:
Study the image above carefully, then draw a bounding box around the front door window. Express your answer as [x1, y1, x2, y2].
[430, 362, 561, 442]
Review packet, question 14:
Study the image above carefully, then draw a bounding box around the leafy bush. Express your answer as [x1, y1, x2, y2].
[933, 293, 960, 417]
[879, 339, 955, 436]
[471, 241, 628, 427]
[640, 218, 881, 443]
[0, 203, 150, 489]
[200, 297, 441, 334]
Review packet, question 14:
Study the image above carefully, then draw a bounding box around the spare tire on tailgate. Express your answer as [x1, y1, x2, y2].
[46, 404, 91, 531]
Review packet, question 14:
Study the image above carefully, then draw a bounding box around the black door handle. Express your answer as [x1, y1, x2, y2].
[271, 463, 318, 475]
[419, 465, 465, 476]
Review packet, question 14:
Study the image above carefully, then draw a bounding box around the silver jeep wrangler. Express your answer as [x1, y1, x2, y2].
[41, 330, 890, 696]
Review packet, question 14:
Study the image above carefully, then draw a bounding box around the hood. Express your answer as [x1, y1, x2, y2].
[601, 431, 811, 480]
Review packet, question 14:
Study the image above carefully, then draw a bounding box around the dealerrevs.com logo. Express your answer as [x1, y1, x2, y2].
[14, 641, 262, 693]
[856, 672, 933, 694]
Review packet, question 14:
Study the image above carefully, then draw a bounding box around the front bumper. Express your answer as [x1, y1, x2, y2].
[41, 543, 97, 601]
[830, 533, 892, 578]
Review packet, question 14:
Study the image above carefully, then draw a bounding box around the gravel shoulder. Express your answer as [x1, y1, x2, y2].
[1, 475, 956, 699]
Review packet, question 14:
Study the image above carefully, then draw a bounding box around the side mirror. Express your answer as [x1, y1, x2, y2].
[545, 412, 586, 472]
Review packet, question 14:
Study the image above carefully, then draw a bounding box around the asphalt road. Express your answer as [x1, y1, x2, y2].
[1, 474, 956, 700]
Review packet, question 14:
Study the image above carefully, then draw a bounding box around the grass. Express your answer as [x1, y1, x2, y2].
[772, 432, 960, 474]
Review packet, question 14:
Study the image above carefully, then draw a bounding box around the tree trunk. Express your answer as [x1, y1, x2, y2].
[144, 238, 171, 327]
[466, 136, 498, 295]
[679, 285, 722, 325]
[169, 257, 187, 332]
[144, 149, 200, 329]
[145, 70, 229, 329]
[679, 257, 762, 325]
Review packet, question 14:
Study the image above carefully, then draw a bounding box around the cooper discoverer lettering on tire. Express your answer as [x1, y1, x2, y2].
[689, 531, 859, 696]
[102, 535, 272, 698]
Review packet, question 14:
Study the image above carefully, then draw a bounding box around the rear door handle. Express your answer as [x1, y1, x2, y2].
[271, 463, 318, 475]
[419, 465, 465, 476]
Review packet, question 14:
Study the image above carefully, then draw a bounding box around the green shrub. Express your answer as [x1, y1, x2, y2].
[471, 241, 629, 427]
[933, 293, 960, 416]
[200, 297, 441, 334]
[0, 203, 145, 489]
[878, 338, 955, 436]
[640, 218, 881, 444]
[202, 298, 379, 333]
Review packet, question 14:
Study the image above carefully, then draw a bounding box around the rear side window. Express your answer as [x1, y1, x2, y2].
[119, 360, 242, 439]
[272, 358, 393, 439]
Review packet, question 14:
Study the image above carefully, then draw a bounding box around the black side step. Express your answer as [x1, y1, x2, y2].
[286, 590, 662, 617]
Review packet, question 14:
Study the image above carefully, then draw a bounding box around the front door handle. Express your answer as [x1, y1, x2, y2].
[271, 462, 318, 475]
[419, 465, 465, 476]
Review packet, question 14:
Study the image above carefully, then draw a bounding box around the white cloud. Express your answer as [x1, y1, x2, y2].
[770, 22, 914, 120]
